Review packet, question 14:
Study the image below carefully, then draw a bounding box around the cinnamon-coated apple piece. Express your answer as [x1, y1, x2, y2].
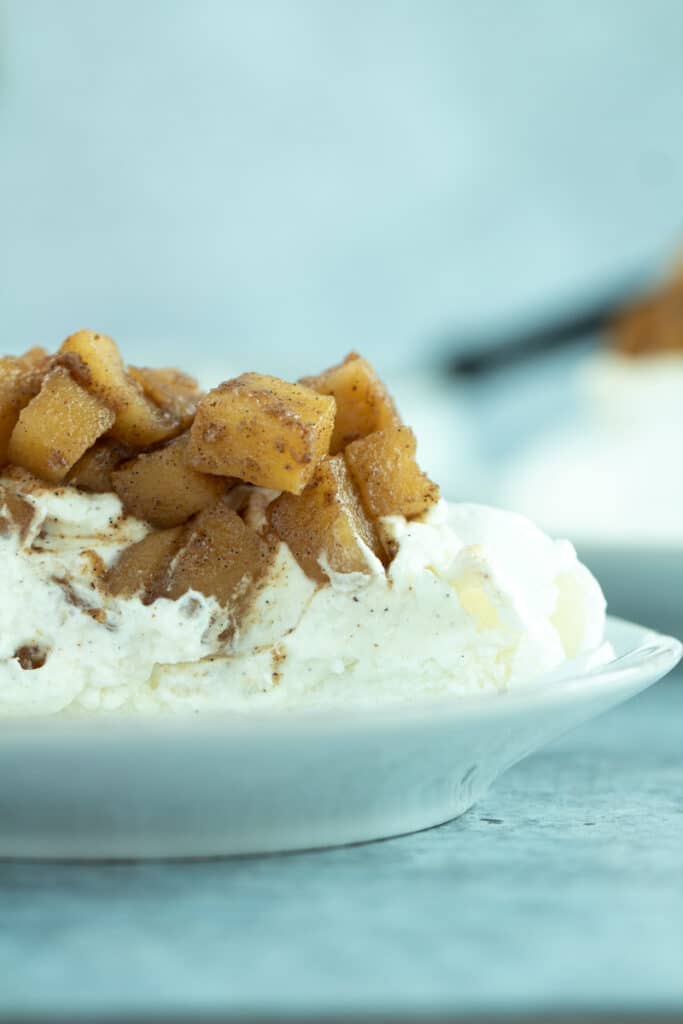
[128, 366, 201, 430]
[163, 499, 274, 608]
[67, 439, 132, 493]
[8, 367, 116, 483]
[300, 352, 399, 454]
[105, 526, 186, 601]
[344, 426, 439, 520]
[187, 372, 335, 494]
[58, 330, 182, 447]
[0, 347, 51, 464]
[268, 455, 383, 582]
[111, 433, 227, 528]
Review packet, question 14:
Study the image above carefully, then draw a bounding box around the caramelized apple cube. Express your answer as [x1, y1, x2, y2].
[301, 352, 398, 454]
[164, 500, 274, 608]
[17, 347, 49, 369]
[345, 426, 439, 520]
[58, 330, 181, 447]
[111, 433, 227, 528]
[8, 367, 116, 483]
[67, 439, 132, 493]
[105, 526, 186, 600]
[268, 455, 383, 582]
[0, 348, 51, 464]
[187, 373, 335, 493]
[129, 366, 201, 430]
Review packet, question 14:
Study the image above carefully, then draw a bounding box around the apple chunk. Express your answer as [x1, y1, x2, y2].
[68, 439, 132, 493]
[344, 426, 439, 520]
[301, 352, 398, 454]
[0, 348, 51, 464]
[111, 433, 227, 528]
[187, 372, 335, 493]
[128, 366, 201, 430]
[8, 367, 115, 483]
[163, 500, 274, 608]
[105, 526, 186, 600]
[268, 455, 383, 582]
[58, 330, 181, 447]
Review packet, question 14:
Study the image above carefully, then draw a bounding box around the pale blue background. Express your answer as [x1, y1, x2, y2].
[2, 0, 683, 375]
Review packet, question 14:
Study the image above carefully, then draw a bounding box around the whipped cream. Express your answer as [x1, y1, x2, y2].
[0, 480, 609, 716]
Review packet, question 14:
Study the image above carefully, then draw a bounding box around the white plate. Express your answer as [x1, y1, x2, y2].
[0, 617, 680, 860]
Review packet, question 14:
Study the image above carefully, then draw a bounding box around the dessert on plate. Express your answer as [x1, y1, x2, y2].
[502, 259, 683, 548]
[0, 332, 609, 716]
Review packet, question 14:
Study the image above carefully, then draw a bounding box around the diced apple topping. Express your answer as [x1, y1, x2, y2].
[58, 330, 182, 447]
[8, 367, 116, 483]
[268, 455, 383, 582]
[15, 347, 49, 369]
[67, 439, 132, 493]
[0, 348, 51, 465]
[187, 373, 335, 493]
[111, 433, 227, 528]
[0, 330, 444, 617]
[163, 500, 274, 608]
[128, 366, 201, 430]
[301, 352, 399, 454]
[345, 426, 439, 520]
[105, 526, 186, 600]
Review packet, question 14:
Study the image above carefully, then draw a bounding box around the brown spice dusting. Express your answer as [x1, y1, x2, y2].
[217, 623, 235, 645]
[52, 575, 87, 609]
[0, 485, 36, 541]
[85, 608, 107, 624]
[14, 644, 47, 670]
[81, 549, 107, 580]
[271, 643, 287, 685]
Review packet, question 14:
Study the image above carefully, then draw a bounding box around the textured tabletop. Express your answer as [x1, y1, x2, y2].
[1, 671, 682, 1022]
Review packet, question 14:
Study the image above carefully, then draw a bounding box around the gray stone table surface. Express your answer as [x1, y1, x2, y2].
[1, 672, 682, 1022]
